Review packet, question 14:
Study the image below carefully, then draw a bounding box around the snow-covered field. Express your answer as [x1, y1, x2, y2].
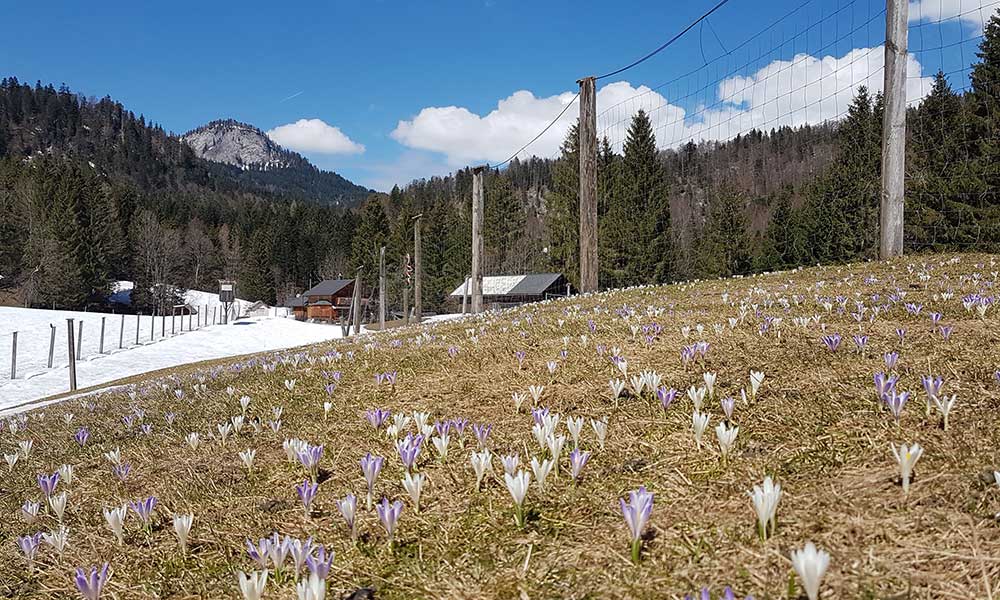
[0, 306, 347, 412]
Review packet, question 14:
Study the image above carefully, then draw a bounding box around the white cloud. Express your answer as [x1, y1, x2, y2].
[266, 119, 365, 155]
[391, 45, 934, 164]
[909, 0, 992, 31]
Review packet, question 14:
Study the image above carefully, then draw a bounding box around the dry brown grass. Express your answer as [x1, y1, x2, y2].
[3, 253, 1000, 599]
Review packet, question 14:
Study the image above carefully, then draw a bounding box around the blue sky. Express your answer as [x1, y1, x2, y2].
[0, 0, 987, 191]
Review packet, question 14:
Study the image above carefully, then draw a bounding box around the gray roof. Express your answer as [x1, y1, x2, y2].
[508, 273, 564, 295]
[285, 296, 307, 307]
[303, 279, 353, 297]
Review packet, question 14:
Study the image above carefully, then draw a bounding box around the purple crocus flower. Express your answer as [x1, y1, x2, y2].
[246, 537, 269, 568]
[297, 444, 324, 480]
[338, 493, 358, 538]
[74, 563, 110, 600]
[720, 397, 735, 422]
[820, 333, 842, 352]
[885, 390, 909, 423]
[129, 496, 157, 525]
[395, 434, 423, 472]
[921, 375, 943, 401]
[852, 334, 869, 352]
[360, 453, 384, 509]
[365, 408, 391, 429]
[74, 427, 90, 446]
[434, 420, 451, 436]
[450, 417, 469, 439]
[874, 372, 898, 400]
[621, 486, 654, 564]
[896, 328, 907, 344]
[112, 463, 132, 483]
[940, 325, 953, 340]
[569, 447, 590, 482]
[306, 545, 335, 579]
[883, 352, 899, 371]
[531, 407, 550, 425]
[376, 497, 404, 544]
[296, 479, 318, 517]
[16, 532, 43, 562]
[324, 383, 336, 396]
[930, 311, 942, 326]
[514, 351, 527, 368]
[656, 387, 678, 412]
[472, 423, 492, 448]
[37, 472, 60, 497]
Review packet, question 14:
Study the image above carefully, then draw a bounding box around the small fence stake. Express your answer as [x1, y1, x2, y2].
[76, 320, 84, 360]
[99, 317, 106, 354]
[48, 324, 56, 368]
[10, 331, 17, 380]
[67, 319, 77, 392]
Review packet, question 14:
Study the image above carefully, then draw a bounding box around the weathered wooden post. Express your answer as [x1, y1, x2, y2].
[578, 75, 599, 293]
[99, 317, 106, 354]
[150, 310, 155, 341]
[10, 332, 17, 380]
[76, 320, 84, 360]
[66, 319, 77, 392]
[462, 274, 470, 314]
[881, 0, 908, 259]
[213, 306, 217, 326]
[161, 313, 166, 338]
[135, 312, 141, 345]
[48, 324, 56, 368]
[471, 166, 486, 313]
[413, 214, 423, 323]
[119, 314, 125, 349]
[352, 267, 363, 336]
[379, 246, 386, 331]
[171, 311, 176, 335]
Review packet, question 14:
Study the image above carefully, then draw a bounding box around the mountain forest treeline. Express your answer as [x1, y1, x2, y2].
[4, 11, 1000, 314]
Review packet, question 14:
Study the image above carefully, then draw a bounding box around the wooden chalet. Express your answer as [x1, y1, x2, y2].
[448, 273, 570, 310]
[287, 279, 356, 322]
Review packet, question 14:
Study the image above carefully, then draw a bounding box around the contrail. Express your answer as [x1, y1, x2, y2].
[280, 91, 305, 103]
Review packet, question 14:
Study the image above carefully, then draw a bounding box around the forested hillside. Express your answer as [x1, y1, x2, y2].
[3, 9, 1000, 314]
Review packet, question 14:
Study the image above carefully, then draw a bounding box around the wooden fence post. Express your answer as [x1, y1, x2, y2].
[135, 312, 141, 345]
[471, 166, 486, 313]
[10, 332, 16, 380]
[352, 268, 363, 336]
[578, 75, 599, 292]
[99, 317, 106, 354]
[48, 324, 56, 368]
[119, 314, 125, 349]
[76, 320, 84, 360]
[413, 214, 423, 323]
[67, 319, 77, 392]
[881, 0, 908, 259]
[379, 246, 386, 331]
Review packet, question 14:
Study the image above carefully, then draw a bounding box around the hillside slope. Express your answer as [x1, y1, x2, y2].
[1, 253, 998, 598]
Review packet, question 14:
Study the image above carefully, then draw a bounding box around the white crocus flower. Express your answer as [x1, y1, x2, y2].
[715, 422, 739, 459]
[237, 570, 269, 600]
[323, 402, 333, 420]
[432, 433, 450, 462]
[891, 442, 924, 495]
[790, 542, 830, 600]
[933, 394, 956, 431]
[48, 491, 68, 522]
[103, 447, 122, 465]
[239, 449, 256, 472]
[546, 434, 566, 476]
[590, 418, 608, 451]
[230, 415, 245, 434]
[296, 573, 325, 600]
[609, 378, 626, 400]
[687, 386, 706, 412]
[749, 370, 765, 399]
[402, 472, 426, 513]
[173, 513, 193, 554]
[103, 504, 128, 545]
[504, 469, 531, 527]
[692, 412, 711, 449]
[186, 432, 201, 451]
[470, 450, 492, 490]
[703, 372, 717, 399]
[42, 525, 70, 554]
[528, 385, 545, 404]
[566, 416, 584, 448]
[748, 476, 782, 540]
[217, 423, 232, 446]
[58, 464, 74, 487]
[239, 395, 251, 414]
[511, 392, 527, 412]
[4, 452, 18, 471]
[530, 456, 554, 493]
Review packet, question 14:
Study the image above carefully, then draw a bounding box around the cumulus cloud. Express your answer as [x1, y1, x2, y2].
[391, 46, 934, 164]
[909, 0, 991, 30]
[266, 118, 365, 155]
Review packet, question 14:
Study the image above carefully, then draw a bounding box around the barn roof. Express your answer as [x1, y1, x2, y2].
[303, 279, 353, 297]
[285, 296, 307, 308]
[448, 273, 564, 297]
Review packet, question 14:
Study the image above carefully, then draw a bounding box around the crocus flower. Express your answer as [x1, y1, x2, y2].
[720, 397, 735, 422]
[715, 422, 739, 459]
[103, 504, 127, 544]
[657, 387, 678, 412]
[173, 513, 193, 554]
[297, 444, 324, 481]
[42, 524, 69, 554]
[111, 463, 132, 483]
[432, 433, 450, 462]
[569, 448, 590, 483]
[306, 545, 334, 579]
[364, 408, 390, 430]
[6, 452, 19, 472]
[885, 390, 909, 424]
[237, 570, 268, 600]
[891, 442, 924, 495]
[933, 394, 957, 431]
[621, 486, 654, 564]
[748, 476, 781, 541]
[376, 498, 404, 546]
[470, 450, 492, 490]
[239, 449, 256, 473]
[566, 416, 584, 448]
[297, 573, 325, 600]
[74, 563, 110, 600]
[530, 456, 554, 493]
[873, 372, 898, 401]
[504, 469, 531, 527]
[74, 427, 90, 446]
[501, 454, 520, 476]
[590, 418, 608, 451]
[396, 434, 423, 472]
[921, 375, 943, 417]
[129, 496, 157, 528]
[38, 472, 60, 497]
[49, 491, 68, 522]
[472, 423, 492, 448]
[692, 412, 711, 449]
[402, 472, 426, 513]
[246, 538, 269, 568]
[883, 352, 899, 371]
[748, 370, 764, 399]
[17, 532, 42, 564]
[790, 542, 830, 600]
[288, 537, 314, 575]
[360, 453, 384, 510]
[296, 480, 319, 517]
[337, 493, 358, 540]
[820, 333, 841, 352]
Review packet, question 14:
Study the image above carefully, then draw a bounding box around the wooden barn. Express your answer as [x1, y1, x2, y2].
[287, 279, 356, 322]
[448, 273, 570, 310]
